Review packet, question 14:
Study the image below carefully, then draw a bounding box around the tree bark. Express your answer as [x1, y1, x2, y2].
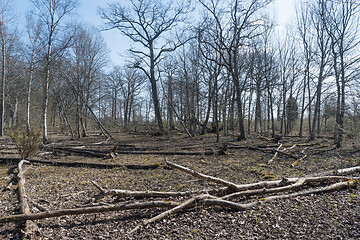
[17, 160, 39, 238]
[149, 41, 165, 132]
[0, 22, 6, 136]
[0, 201, 178, 224]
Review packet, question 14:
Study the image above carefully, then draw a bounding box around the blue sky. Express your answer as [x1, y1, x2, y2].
[13, 0, 297, 67]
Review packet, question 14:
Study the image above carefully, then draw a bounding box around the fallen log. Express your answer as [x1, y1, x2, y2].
[129, 194, 217, 234]
[312, 146, 337, 155]
[291, 147, 308, 167]
[129, 180, 358, 234]
[0, 201, 178, 224]
[229, 142, 318, 149]
[307, 166, 360, 177]
[256, 180, 357, 202]
[91, 181, 195, 200]
[247, 146, 298, 159]
[90, 181, 220, 202]
[268, 144, 283, 164]
[26, 158, 166, 170]
[44, 146, 220, 157]
[228, 145, 298, 159]
[166, 161, 240, 191]
[220, 176, 352, 200]
[17, 160, 39, 238]
[0, 164, 358, 232]
[166, 161, 299, 192]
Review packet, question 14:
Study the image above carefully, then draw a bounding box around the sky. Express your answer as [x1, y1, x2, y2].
[12, 0, 297, 67]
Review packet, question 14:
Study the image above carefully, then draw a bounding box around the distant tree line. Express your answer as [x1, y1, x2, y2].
[0, 0, 359, 147]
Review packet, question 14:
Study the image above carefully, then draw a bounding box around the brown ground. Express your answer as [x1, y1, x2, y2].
[0, 132, 359, 239]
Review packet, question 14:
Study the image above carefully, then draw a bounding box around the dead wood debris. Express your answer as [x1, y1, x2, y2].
[291, 147, 308, 167]
[0, 161, 358, 236]
[229, 144, 299, 160]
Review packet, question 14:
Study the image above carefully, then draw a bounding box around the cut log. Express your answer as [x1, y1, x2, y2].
[17, 160, 39, 238]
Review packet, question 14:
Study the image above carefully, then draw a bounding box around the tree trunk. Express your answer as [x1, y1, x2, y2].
[26, 63, 34, 132]
[254, 80, 262, 133]
[214, 75, 219, 142]
[167, 76, 174, 131]
[234, 75, 246, 140]
[12, 97, 18, 127]
[200, 82, 213, 135]
[149, 41, 164, 132]
[42, 29, 53, 143]
[310, 61, 325, 141]
[0, 28, 5, 136]
[298, 65, 308, 137]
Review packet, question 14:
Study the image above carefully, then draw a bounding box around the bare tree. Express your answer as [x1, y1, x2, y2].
[67, 25, 108, 137]
[24, 15, 42, 132]
[323, 0, 360, 147]
[0, 0, 16, 136]
[99, 0, 192, 133]
[309, 0, 331, 141]
[108, 66, 145, 129]
[31, 0, 78, 142]
[198, 0, 272, 140]
[296, 2, 314, 137]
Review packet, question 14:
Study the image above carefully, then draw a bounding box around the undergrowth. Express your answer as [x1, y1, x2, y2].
[10, 128, 41, 159]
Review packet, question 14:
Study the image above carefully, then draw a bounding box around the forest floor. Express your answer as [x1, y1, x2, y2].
[0, 131, 360, 239]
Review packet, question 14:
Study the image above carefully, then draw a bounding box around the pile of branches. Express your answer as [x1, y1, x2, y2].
[0, 160, 359, 237]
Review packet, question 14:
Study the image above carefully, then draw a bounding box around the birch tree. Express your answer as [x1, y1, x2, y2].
[0, 0, 16, 136]
[31, 0, 78, 143]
